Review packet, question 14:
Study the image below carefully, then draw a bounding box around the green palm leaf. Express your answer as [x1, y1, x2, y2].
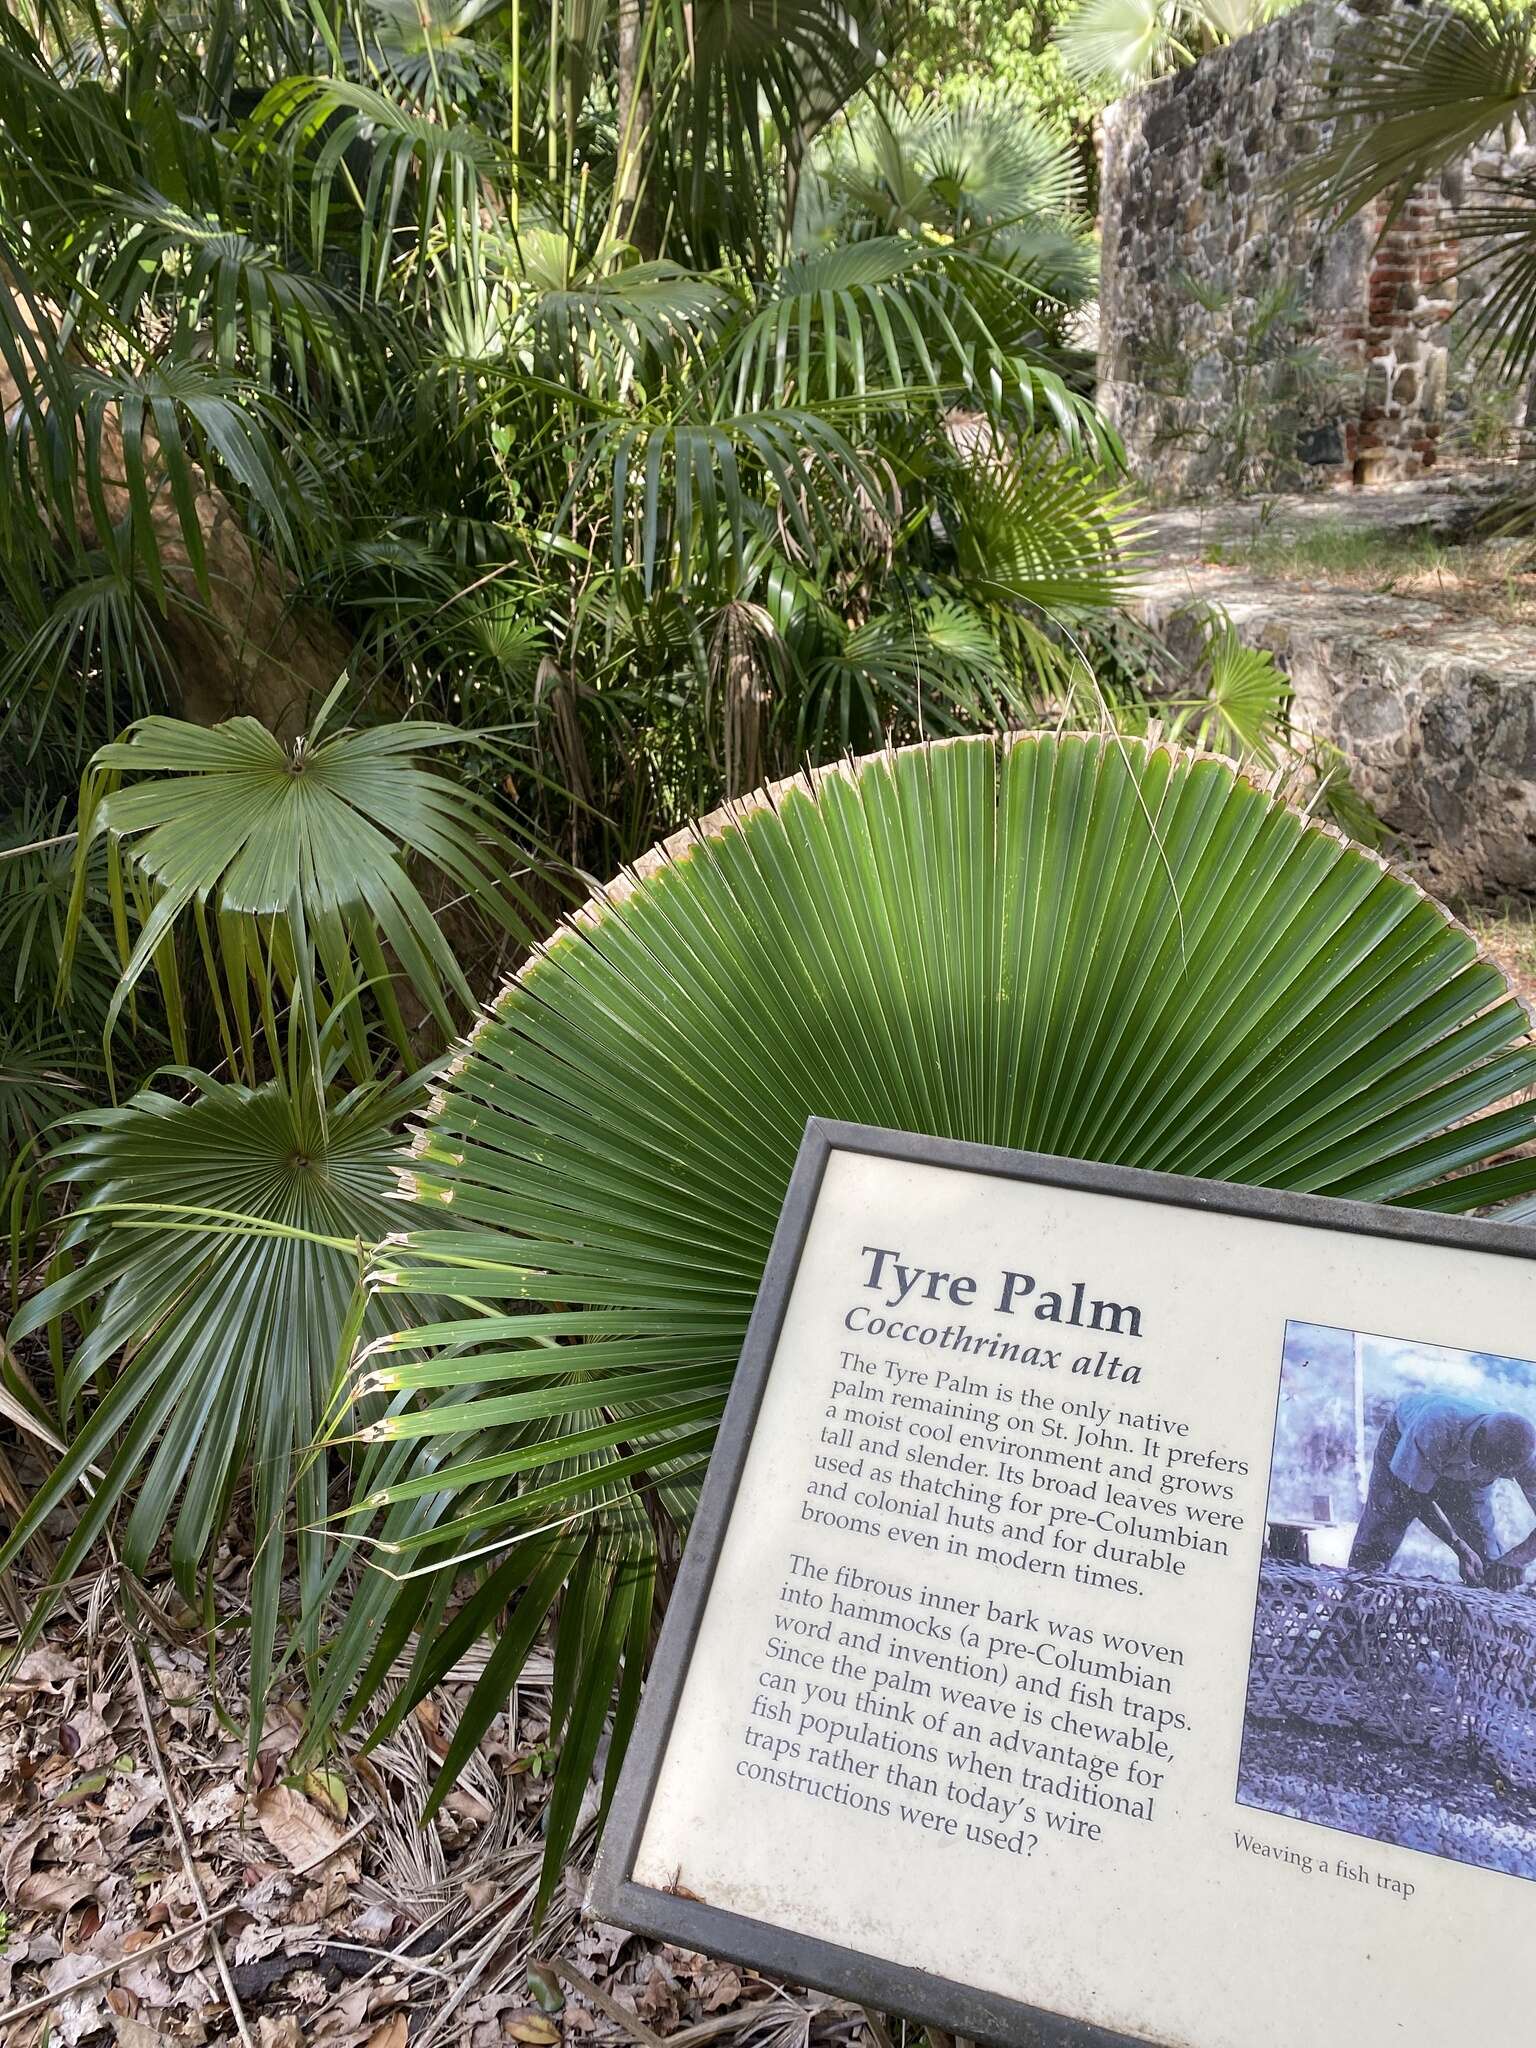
[1295, 5, 1536, 226]
[1164, 612, 1293, 766]
[660, 0, 888, 257]
[69, 709, 534, 1078]
[917, 96, 1085, 232]
[97, 195, 361, 406]
[252, 74, 506, 296]
[1057, 0, 1179, 87]
[567, 404, 892, 594]
[1294, 4, 1536, 383]
[945, 444, 1143, 609]
[1, 1062, 418, 1721]
[730, 239, 997, 408]
[313, 732, 1536, 1908]
[525, 250, 733, 389]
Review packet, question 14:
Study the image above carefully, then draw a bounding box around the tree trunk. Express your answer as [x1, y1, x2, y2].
[615, 0, 656, 257]
[1, 279, 351, 739]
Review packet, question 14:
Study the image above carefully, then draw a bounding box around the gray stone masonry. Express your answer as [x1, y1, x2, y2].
[1099, 2, 1526, 499]
[1136, 478, 1536, 903]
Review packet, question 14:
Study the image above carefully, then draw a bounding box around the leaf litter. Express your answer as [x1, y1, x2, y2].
[0, 1565, 887, 2048]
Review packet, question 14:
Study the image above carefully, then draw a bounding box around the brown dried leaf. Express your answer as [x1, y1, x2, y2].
[184, 1780, 243, 1835]
[112, 2020, 177, 2048]
[257, 2021, 306, 2048]
[364, 2019, 409, 2048]
[254, 1785, 347, 1871]
[12, 1647, 78, 1689]
[698, 1964, 744, 2013]
[504, 2015, 561, 2045]
[16, 1865, 103, 1913]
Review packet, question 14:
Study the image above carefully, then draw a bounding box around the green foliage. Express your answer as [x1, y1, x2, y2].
[308, 731, 1536, 1905]
[0, 1, 1132, 881]
[0, 801, 133, 1277]
[887, 2, 1105, 142]
[1, 0, 1463, 1923]
[1, 1053, 420, 1722]
[69, 704, 534, 1083]
[1055, 0, 1298, 91]
[1161, 613, 1292, 763]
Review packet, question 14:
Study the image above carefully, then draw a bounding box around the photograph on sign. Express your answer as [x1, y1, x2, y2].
[1240, 1320, 1536, 1883]
[590, 1121, 1536, 2048]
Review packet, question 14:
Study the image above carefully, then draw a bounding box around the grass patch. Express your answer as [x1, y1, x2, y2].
[1468, 905, 1536, 1019]
[1203, 518, 1536, 621]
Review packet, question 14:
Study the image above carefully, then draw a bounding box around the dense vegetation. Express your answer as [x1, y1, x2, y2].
[3, 0, 1536, 1917]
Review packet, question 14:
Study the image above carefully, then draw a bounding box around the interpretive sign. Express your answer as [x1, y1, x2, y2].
[589, 1120, 1536, 2048]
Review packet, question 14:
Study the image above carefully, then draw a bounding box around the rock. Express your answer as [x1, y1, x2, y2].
[1134, 485, 1536, 903]
[1097, 0, 1530, 499]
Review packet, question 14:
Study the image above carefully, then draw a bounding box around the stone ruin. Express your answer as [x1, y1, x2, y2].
[1098, 0, 1531, 497]
[1098, 2, 1536, 907]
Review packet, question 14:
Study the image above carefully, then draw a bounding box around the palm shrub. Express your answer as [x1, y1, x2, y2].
[1055, 0, 1298, 91]
[5, 1055, 420, 1719]
[0, 702, 538, 1705]
[0, 0, 1156, 1768]
[0, 0, 1138, 882]
[306, 731, 1536, 1907]
[68, 705, 537, 1084]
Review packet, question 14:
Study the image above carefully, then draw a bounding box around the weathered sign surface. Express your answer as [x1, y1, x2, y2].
[591, 1120, 1536, 2048]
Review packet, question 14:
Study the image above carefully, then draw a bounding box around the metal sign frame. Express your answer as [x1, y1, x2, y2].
[588, 1117, 1536, 2048]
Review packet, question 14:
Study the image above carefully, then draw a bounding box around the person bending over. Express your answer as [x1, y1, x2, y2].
[1348, 1392, 1536, 1590]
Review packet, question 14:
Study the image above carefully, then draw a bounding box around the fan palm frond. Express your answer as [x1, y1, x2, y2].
[308, 731, 1536, 1910]
[69, 708, 535, 1078]
[0, 1060, 418, 1721]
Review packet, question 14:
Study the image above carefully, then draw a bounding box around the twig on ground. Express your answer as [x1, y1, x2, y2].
[414, 1870, 546, 2048]
[315, 1936, 457, 1984]
[117, 1588, 258, 2048]
[549, 1958, 669, 2048]
[0, 1818, 372, 2029]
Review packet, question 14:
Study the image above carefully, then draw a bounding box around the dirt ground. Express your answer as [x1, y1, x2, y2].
[1237, 1718, 1536, 1883]
[0, 1579, 877, 2048]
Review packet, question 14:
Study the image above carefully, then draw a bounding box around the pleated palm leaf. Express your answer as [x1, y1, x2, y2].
[69, 707, 535, 1083]
[310, 731, 1536, 1908]
[1293, 3, 1536, 387]
[2, 1060, 418, 1718]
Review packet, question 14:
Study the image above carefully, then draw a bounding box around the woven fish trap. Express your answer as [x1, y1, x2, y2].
[1247, 1560, 1536, 1788]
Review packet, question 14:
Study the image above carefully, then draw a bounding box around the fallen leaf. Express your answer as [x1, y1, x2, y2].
[527, 1962, 565, 2014]
[17, 1866, 103, 1914]
[257, 2021, 306, 2048]
[12, 1647, 78, 1689]
[184, 1780, 243, 1834]
[700, 1966, 743, 2013]
[303, 1768, 349, 1822]
[503, 2012, 561, 2044]
[365, 2019, 409, 2048]
[255, 1785, 347, 1871]
[55, 1768, 113, 1807]
[113, 2020, 177, 2048]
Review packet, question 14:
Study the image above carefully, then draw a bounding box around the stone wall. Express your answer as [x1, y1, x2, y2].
[1136, 493, 1536, 904]
[1097, 3, 1509, 498]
